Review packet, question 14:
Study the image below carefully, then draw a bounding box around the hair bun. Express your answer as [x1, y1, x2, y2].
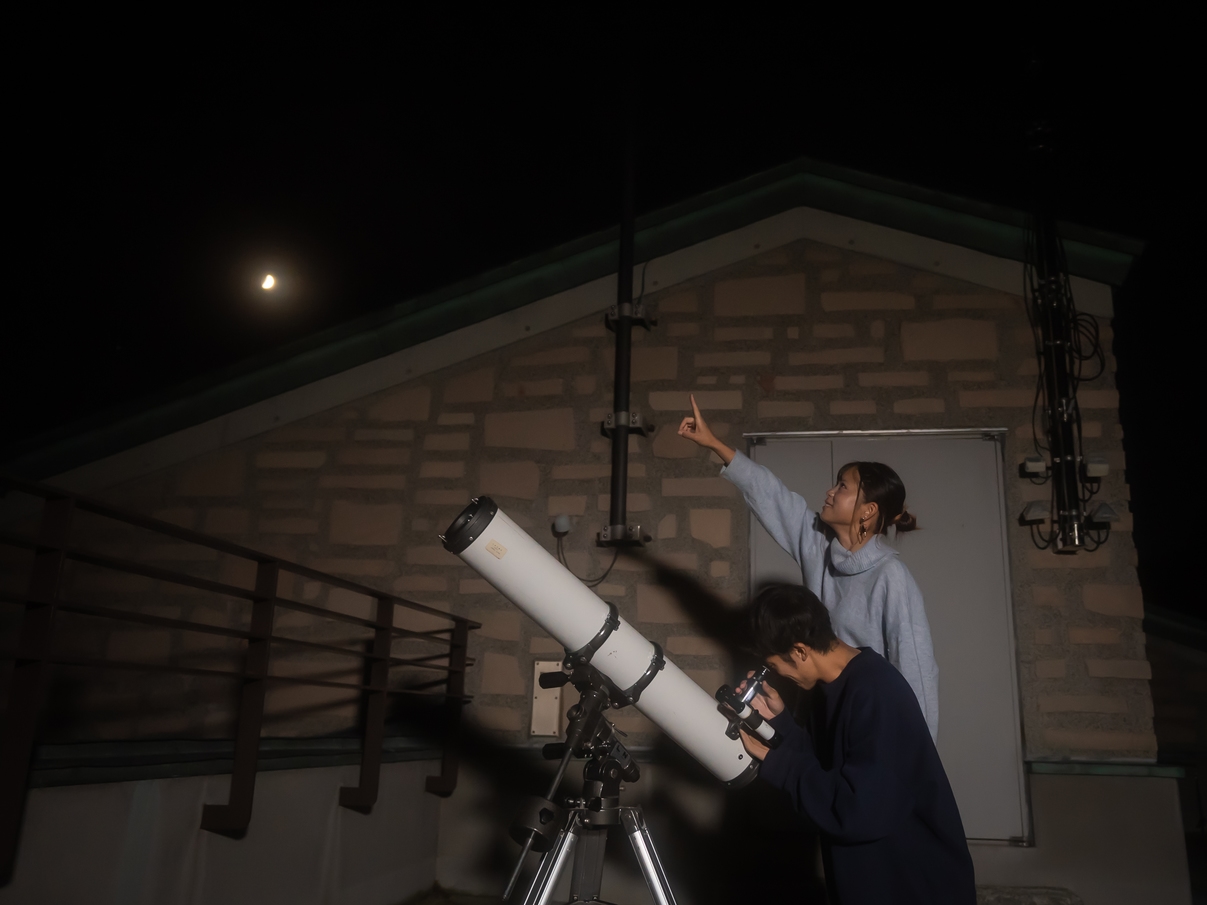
[893, 509, 919, 533]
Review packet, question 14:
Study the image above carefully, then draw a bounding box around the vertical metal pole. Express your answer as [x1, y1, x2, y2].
[426, 618, 468, 796]
[201, 559, 277, 835]
[1026, 61, 1083, 553]
[607, 123, 636, 542]
[0, 496, 73, 885]
[340, 595, 393, 812]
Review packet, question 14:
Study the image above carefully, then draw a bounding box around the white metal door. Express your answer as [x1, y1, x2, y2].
[749, 432, 1027, 842]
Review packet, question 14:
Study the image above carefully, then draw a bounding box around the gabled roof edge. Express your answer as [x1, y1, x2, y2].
[3, 156, 1142, 480]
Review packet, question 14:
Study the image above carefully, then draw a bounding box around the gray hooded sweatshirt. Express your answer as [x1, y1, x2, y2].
[723, 450, 940, 740]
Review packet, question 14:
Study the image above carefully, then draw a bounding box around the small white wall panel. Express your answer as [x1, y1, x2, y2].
[530, 661, 564, 737]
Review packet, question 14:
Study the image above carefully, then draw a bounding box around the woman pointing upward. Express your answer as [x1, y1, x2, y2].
[679, 395, 940, 740]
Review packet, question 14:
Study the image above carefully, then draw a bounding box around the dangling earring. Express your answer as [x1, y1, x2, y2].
[858, 519, 867, 542]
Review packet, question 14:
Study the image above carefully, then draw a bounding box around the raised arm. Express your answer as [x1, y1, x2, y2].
[879, 563, 940, 741]
[677, 395, 829, 576]
[676, 393, 738, 465]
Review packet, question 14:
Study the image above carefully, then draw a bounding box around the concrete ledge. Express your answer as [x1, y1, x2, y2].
[1027, 760, 1184, 779]
[2, 759, 443, 905]
[29, 736, 441, 788]
[977, 889, 1083, 905]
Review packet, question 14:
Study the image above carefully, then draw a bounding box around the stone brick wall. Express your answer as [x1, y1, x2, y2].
[34, 236, 1151, 759]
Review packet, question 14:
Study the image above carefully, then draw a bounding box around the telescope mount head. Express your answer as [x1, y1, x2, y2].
[542, 663, 641, 791]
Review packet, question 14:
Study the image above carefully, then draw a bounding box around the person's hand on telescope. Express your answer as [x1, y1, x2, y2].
[738, 728, 770, 762]
[752, 685, 784, 721]
[737, 670, 784, 720]
[677, 394, 736, 465]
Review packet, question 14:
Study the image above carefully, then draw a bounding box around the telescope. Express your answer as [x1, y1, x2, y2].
[441, 496, 763, 786]
[442, 497, 785, 902]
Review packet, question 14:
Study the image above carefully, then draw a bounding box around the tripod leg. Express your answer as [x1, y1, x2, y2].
[567, 826, 608, 902]
[621, 808, 678, 905]
[520, 817, 580, 905]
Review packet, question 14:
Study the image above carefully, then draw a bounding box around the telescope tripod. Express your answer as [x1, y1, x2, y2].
[505, 668, 679, 905]
[520, 801, 674, 905]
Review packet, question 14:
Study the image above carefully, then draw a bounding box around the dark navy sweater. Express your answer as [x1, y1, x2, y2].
[759, 649, 975, 905]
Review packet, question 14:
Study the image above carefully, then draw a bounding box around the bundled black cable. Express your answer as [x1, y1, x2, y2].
[1022, 219, 1109, 552]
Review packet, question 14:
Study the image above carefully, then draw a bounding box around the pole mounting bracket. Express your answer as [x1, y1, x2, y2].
[605, 300, 656, 331]
[601, 412, 652, 438]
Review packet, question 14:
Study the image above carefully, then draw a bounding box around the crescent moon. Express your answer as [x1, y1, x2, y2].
[262, 274, 276, 290]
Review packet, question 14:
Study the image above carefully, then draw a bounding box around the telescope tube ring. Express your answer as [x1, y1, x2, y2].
[619, 642, 665, 706]
[564, 602, 621, 669]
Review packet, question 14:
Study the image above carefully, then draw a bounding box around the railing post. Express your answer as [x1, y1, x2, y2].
[201, 559, 277, 836]
[425, 618, 468, 797]
[339, 595, 393, 813]
[0, 496, 74, 885]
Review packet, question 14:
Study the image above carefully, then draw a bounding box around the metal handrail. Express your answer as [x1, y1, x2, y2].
[0, 594, 473, 673]
[0, 473, 478, 883]
[0, 474, 474, 623]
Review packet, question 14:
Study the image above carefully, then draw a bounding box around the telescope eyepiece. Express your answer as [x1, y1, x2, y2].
[738, 665, 771, 706]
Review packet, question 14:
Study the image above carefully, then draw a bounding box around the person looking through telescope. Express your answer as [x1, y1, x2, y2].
[677, 394, 940, 739]
[737, 583, 974, 905]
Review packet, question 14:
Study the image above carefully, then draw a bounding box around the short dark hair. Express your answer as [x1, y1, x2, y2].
[748, 583, 838, 660]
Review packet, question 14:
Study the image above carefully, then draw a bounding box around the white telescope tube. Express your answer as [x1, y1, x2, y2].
[442, 498, 757, 787]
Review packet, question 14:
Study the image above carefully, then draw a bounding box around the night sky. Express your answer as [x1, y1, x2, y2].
[6, 22, 1200, 615]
